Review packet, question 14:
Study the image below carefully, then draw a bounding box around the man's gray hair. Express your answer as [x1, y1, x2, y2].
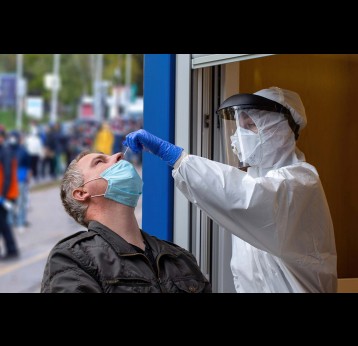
[60, 150, 92, 227]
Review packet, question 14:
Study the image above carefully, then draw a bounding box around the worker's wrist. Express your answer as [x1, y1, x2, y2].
[173, 151, 188, 170]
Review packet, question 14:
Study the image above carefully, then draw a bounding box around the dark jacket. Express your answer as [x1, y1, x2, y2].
[0, 143, 12, 198]
[41, 221, 212, 293]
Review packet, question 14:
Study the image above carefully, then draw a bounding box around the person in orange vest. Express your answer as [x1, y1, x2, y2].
[0, 126, 19, 260]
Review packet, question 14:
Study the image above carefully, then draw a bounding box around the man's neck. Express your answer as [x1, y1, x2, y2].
[89, 203, 144, 250]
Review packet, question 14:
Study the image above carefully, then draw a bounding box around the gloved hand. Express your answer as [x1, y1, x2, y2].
[0, 196, 4, 205]
[123, 129, 184, 166]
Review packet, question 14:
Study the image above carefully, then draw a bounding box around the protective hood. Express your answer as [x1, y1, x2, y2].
[244, 108, 304, 171]
[254, 87, 307, 134]
[218, 87, 307, 173]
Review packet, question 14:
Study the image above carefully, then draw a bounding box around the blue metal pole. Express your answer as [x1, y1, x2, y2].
[142, 54, 176, 241]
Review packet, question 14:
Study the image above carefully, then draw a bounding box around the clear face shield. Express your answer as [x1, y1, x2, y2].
[218, 107, 262, 168]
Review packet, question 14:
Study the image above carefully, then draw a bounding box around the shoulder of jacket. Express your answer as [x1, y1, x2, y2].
[159, 237, 196, 258]
[146, 233, 182, 250]
[55, 230, 98, 248]
[142, 231, 196, 260]
[284, 162, 318, 177]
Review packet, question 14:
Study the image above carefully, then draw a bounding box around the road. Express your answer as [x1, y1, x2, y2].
[0, 165, 142, 293]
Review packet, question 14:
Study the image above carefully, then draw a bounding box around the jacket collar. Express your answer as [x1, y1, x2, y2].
[88, 220, 180, 258]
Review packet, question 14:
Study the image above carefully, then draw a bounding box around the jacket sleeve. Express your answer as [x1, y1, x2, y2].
[41, 246, 103, 293]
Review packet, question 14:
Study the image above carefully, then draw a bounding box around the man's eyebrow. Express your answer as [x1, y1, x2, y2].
[89, 154, 107, 167]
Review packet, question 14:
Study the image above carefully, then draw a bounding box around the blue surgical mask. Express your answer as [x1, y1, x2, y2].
[82, 160, 142, 208]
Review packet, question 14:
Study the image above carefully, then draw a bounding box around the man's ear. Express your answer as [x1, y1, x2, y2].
[72, 188, 91, 202]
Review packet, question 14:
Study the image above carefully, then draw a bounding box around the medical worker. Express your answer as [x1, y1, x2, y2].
[124, 87, 337, 293]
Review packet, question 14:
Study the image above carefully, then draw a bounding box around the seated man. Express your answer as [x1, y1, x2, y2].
[41, 150, 211, 293]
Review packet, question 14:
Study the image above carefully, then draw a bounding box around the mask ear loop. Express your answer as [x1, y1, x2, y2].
[77, 177, 102, 188]
[86, 177, 106, 198]
[90, 193, 105, 198]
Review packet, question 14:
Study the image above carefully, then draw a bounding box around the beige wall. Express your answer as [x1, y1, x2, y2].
[229, 54, 358, 278]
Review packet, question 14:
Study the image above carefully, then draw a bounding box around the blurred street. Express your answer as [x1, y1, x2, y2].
[0, 164, 142, 293]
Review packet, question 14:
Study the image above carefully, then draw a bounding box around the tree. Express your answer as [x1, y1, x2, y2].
[0, 54, 143, 121]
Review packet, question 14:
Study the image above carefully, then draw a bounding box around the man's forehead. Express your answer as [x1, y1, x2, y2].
[78, 153, 100, 167]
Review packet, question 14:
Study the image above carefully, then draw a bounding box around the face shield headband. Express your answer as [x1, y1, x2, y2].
[217, 93, 300, 140]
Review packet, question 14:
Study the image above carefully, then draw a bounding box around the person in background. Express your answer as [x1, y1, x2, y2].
[52, 122, 66, 177]
[111, 116, 126, 154]
[93, 121, 114, 155]
[0, 126, 20, 260]
[42, 124, 58, 180]
[8, 131, 31, 233]
[41, 150, 211, 293]
[25, 125, 43, 183]
[123, 86, 337, 293]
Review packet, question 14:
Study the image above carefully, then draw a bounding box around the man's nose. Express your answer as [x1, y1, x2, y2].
[113, 152, 123, 163]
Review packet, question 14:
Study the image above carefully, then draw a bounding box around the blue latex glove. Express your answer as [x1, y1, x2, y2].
[123, 129, 184, 166]
[0, 196, 4, 205]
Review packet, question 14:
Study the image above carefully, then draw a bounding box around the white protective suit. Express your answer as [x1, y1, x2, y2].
[172, 87, 337, 293]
